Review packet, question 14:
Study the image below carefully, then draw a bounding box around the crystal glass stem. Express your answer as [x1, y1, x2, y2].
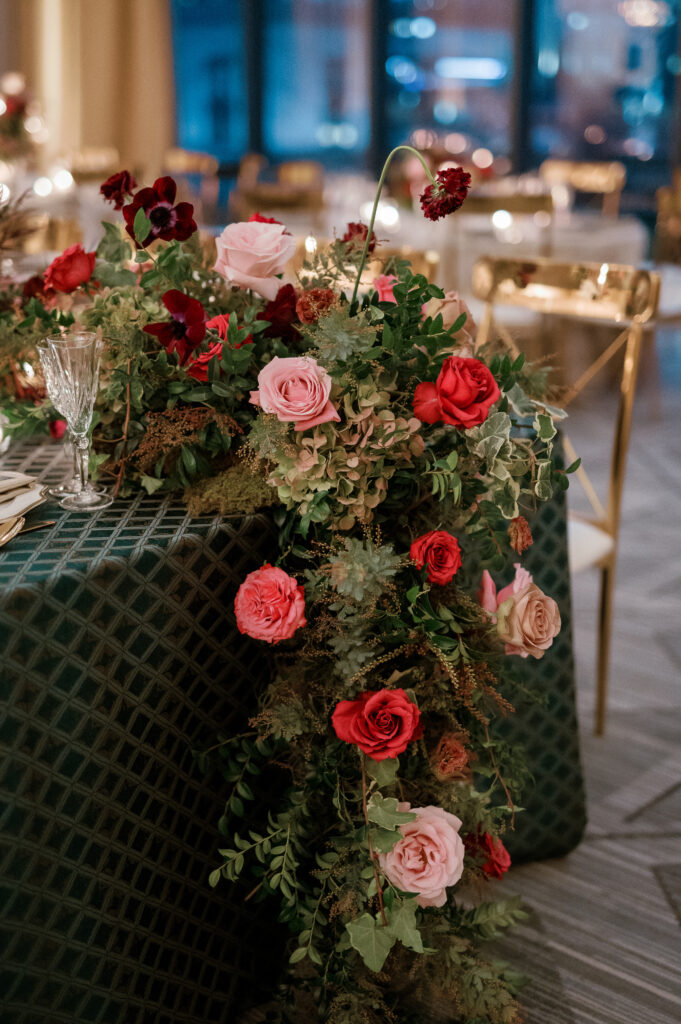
[73, 433, 90, 494]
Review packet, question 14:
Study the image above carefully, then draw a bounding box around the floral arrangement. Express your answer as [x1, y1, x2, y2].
[0, 147, 577, 1023]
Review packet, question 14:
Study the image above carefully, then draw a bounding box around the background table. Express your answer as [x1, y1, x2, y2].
[0, 441, 586, 1023]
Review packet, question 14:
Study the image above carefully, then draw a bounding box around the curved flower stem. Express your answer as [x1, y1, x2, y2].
[350, 145, 438, 308]
[361, 754, 388, 927]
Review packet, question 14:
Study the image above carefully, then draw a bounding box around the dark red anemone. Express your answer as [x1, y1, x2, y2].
[100, 170, 137, 210]
[144, 289, 206, 364]
[122, 176, 197, 247]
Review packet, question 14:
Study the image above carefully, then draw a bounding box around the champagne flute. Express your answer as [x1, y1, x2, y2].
[42, 332, 113, 511]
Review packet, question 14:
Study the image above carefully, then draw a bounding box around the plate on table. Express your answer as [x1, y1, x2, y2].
[0, 472, 48, 524]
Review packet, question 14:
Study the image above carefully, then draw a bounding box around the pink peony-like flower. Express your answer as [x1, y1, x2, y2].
[250, 356, 340, 431]
[478, 563, 561, 659]
[373, 274, 398, 303]
[214, 221, 297, 301]
[410, 529, 462, 585]
[378, 803, 465, 908]
[331, 689, 422, 761]
[234, 563, 306, 644]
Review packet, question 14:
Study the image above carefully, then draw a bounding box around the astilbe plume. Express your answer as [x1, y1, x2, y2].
[130, 407, 239, 472]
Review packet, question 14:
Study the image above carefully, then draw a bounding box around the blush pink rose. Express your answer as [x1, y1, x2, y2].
[234, 563, 306, 644]
[373, 274, 398, 303]
[478, 563, 561, 659]
[250, 356, 340, 431]
[214, 221, 297, 301]
[422, 291, 475, 332]
[379, 803, 465, 908]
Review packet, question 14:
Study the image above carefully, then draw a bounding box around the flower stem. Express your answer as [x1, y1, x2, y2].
[350, 145, 437, 308]
[361, 754, 388, 927]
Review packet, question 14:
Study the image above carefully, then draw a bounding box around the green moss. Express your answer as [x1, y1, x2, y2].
[183, 461, 279, 517]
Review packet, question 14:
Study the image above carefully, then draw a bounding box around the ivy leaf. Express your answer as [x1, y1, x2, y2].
[366, 758, 398, 789]
[140, 474, 164, 495]
[367, 793, 416, 831]
[346, 913, 396, 973]
[533, 413, 556, 441]
[133, 208, 152, 245]
[388, 899, 423, 954]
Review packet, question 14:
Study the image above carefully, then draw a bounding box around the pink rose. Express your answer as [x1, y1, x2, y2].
[373, 274, 398, 303]
[478, 563, 561, 659]
[422, 291, 475, 332]
[234, 563, 306, 644]
[214, 221, 297, 301]
[250, 356, 340, 431]
[379, 804, 465, 908]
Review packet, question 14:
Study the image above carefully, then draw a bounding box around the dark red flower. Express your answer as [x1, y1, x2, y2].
[22, 274, 52, 303]
[205, 314, 253, 349]
[465, 833, 511, 879]
[122, 176, 196, 247]
[342, 221, 376, 254]
[332, 688, 423, 761]
[144, 289, 207, 364]
[100, 170, 137, 210]
[256, 283, 301, 343]
[410, 530, 462, 585]
[49, 419, 67, 440]
[420, 167, 471, 222]
[186, 341, 223, 382]
[295, 287, 336, 324]
[249, 212, 283, 225]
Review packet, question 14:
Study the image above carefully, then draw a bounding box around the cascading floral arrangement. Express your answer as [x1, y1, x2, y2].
[0, 148, 577, 1023]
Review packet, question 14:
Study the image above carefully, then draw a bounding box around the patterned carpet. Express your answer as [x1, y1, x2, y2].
[495, 327, 681, 1024]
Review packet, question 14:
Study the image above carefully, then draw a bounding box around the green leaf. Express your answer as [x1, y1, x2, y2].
[367, 793, 417, 831]
[534, 413, 556, 442]
[140, 474, 165, 495]
[565, 457, 581, 474]
[133, 208, 152, 245]
[388, 899, 423, 954]
[365, 758, 398, 789]
[185, 387, 214, 402]
[346, 913, 396, 973]
[369, 828, 403, 853]
[208, 869, 221, 888]
[289, 947, 307, 965]
[181, 446, 197, 475]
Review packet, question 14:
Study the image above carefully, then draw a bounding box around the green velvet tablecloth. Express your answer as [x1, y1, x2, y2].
[0, 441, 586, 1024]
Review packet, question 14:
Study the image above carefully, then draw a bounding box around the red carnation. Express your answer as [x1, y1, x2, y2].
[413, 356, 500, 430]
[410, 530, 462, 585]
[122, 176, 196, 248]
[100, 170, 137, 210]
[186, 340, 223, 382]
[342, 221, 376, 254]
[420, 166, 471, 222]
[466, 833, 511, 879]
[205, 314, 253, 349]
[256, 283, 301, 343]
[249, 212, 283, 225]
[332, 688, 422, 761]
[43, 245, 96, 294]
[295, 287, 336, 325]
[144, 289, 207, 364]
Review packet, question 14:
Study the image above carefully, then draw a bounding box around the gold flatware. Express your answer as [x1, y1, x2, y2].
[18, 519, 55, 535]
[0, 516, 25, 548]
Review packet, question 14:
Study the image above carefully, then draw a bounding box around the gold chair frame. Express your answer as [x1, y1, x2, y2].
[539, 159, 626, 217]
[164, 147, 220, 223]
[473, 256, 660, 734]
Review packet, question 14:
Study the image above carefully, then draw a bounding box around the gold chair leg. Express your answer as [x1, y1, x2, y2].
[595, 560, 616, 736]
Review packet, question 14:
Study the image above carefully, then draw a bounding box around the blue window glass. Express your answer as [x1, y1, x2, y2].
[261, 0, 371, 165]
[170, 0, 248, 162]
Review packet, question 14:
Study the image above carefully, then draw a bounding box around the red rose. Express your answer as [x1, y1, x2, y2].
[257, 283, 301, 343]
[122, 176, 196, 248]
[248, 212, 283, 225]
[468, 833, 511, 879]
[205, 314, 253, 348]
[144, 289, 207, 364]
[43, 244, 96, 294]
[413, 356, 500, 430]
[100, 169, 137, 210]
[295, 287, 336, 325]
[332, 688, 422, 761]
[420, 167, 471, 222]
[186, 340, 223, 381]
[342, 221, 376, 253]
[235, 564, 306, 644]
[410, 530, 462, 585]
[49, 419, 67, 440]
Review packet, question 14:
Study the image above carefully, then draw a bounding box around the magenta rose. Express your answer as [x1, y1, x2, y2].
[414, 356, 500, 430]
[410, 530, 462, 585]
[214, 221, 297, 301]
[331, 688, 422, 761]
[373, 274, 398, 303]
[250, 356, 340, 431]
[43, 244, 96, 294]
[479, 563, 561, 659]
[378, 804, 465, 907]
[234, 564, 306, 644]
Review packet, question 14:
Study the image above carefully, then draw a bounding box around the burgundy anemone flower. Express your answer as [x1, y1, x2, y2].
[144, 289, 206, 364]
[256, 283, 301, 343]
[420, 167, 471, 222]
[100, 170, 137, 210]
[342, 221, 376, 254]
[123, 176, 197, 247]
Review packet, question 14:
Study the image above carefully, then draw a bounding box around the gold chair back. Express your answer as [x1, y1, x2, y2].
[21, 215, 82, 254]
[370, 245, 440, 282]
[68, 147, 121, 185]
[473, 255, 660, 734]
[654, 177, 681, 262]
[164, 147, 220, 223]
[539, 159, 626, 216]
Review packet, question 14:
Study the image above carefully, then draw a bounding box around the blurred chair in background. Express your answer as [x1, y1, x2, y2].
[164, 147, 220, 225]
[473, 255, 660, 735]
[229, 153, 324, 223]
[539, 160, 626, 217]
[67, 147, 121, 186]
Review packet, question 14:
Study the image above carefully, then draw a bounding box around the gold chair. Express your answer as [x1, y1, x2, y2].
[370, 245, 440, 282]
[67, 147, 121, 185]
[473, 255, 660, 735]
[229, 153, 324, 221]
[164, 147, 220, 223]
[539, 159, 626, 217]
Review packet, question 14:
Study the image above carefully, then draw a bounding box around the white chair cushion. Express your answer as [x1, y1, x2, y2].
[568, 517, 615, 574]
